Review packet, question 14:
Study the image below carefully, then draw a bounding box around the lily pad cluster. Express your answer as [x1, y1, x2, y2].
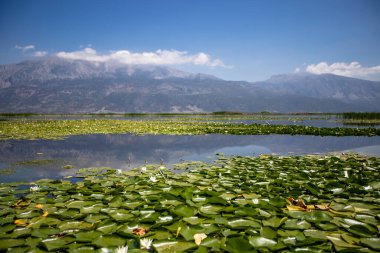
[0, 119, 379, 140]
[0, 154, 379, 252]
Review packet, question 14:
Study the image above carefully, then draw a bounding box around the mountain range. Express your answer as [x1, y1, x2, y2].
[0, 57, 379, 113]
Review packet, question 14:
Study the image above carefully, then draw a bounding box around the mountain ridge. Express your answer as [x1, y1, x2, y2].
[0, 58, 379, 113]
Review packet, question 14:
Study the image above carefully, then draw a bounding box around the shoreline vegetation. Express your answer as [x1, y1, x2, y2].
[0, 154, 379, 252]
[0, 119, 379, 140]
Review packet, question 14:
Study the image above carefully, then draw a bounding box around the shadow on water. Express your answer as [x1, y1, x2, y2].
[0, 134, 379, 182]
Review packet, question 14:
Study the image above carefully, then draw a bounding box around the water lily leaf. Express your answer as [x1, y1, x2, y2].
[315, 222, 338, 231]
[28, 217, 61, 228]
[183, 216, 204, 225]
[160, 199, 183, 207]
[92, 235, 125, 247]
[66, 200, 90, 209]
[40, 236, 75, 251]
[31, 228, 60, 239]
[108, 209, 134, 222]
[140, 210, 159, 222]
[260, 226, 277, 239]
[249, 236, 277, 248]
[80, 204, 103, 214]
[200, 237, 223, 248]
[8, 227, 32, 238]
[235, 207, 258, 217]
[153, 241, 196, 253]
[59, 221, 93, 231]
[207, 196, 228, 205]
[123, 201, 143, 210]
[150, 230, 172, 240]
[96, 221, 119, 234]
[303, 229, 330, 241]
[156, 216, 174, 225]
[348, 224, 377, 237]
[69, 246, 96, 253]
[16, 210, 41, 219]
[283, 219, 311, 230]
[360, 238, 380, 250]
[262, 216, 288, 228]
[227, 218, 261, 229]
[0, 239, 25, 250]
[84, 214, 108, 223]
[108, 196, 124, 208]
[172, 205, 196, 217]
[179, 226, 204, 241]
[75, 231, 102, 242]
[0, 223, 16, 234]
[225, 236, 256, 253]
[326, 236, 360, 248]
[199, 205, 223, 215]
[269, 197, 286, 207]
[305, 211, 333, 223]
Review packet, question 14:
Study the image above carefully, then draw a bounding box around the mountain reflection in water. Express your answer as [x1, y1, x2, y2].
[0, 134, 379, 182]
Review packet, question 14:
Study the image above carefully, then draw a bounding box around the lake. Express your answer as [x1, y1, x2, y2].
[1, 133, 379, 182]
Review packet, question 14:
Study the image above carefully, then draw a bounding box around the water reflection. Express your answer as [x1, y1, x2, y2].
[0, 134, 379, 182]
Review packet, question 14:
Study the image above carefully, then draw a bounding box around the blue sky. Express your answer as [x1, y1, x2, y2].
[1, 0, 379, 81]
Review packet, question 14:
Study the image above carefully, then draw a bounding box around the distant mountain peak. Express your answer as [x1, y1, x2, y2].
[0, 57, 220, 86]
[0, 58, 379, 113]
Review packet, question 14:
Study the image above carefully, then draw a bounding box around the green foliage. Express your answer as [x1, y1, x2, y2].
[0, 154, 379, 252]
[0, 119, 379, 140]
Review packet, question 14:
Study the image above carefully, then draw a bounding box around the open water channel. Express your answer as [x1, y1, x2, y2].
[1, 133, 379, 182]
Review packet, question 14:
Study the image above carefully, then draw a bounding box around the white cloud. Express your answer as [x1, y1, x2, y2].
[34, 51, 47, 57]
[294, 67, 300, 73]
[15, 44, 35, 51]
[56, 47, 227, 67]
[306, 61, 380, 78]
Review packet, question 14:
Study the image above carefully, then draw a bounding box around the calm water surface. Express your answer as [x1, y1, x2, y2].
[0, 134, 379, 182]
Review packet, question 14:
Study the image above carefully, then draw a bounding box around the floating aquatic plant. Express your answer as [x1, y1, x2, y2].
[0, 154, 379, 252]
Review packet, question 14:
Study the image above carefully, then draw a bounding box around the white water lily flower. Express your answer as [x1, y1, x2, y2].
[149, 176, 157, 183]
[140, 166, 147, 172]
[140, 238, 153, 250]
[116, 169, 122, 174]
[194, 233, 207, 245]
[30, 185, 40, 192]
[115, 245, 128, 253]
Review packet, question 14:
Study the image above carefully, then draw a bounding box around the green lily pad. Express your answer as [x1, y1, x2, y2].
[172, 205, 196, 217]
[92, 235, 125, 247]
[260, 226, 277, 239]
[305, 211, 333, 223]
[348, 224, 377, 237]
[31, 228, 60, 239]
[227, 218, 261, 229]
[225, 236, 256, 253]
[283, 219, 311, 230]
[262, 216, 288, 228]
[28, 217, 61, 228]
[75, 231, 102, 242]
[0, 239, 25, 250]
[139, 210, 159, 222]
[59, 221, 93, 231]
[96, 221, 119, 234]
[360, 238, 380, 250]
[153, 241, 196, 253]
[199, 205, 224, 215]
[183, 216, 204, 225]
[326, 236, 360, 248]
[249, 236, 277, 248]
[156, 216, 174, 225]
[40, 236, 75, 251]
[107, 209, 135, 222]
[66, 200, 91, 209]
